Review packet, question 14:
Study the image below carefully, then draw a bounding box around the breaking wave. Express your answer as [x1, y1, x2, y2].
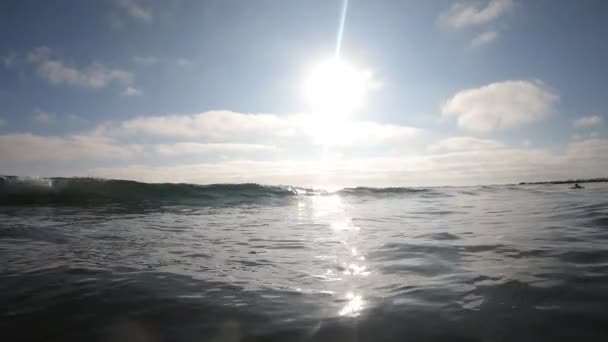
[0, 176, 451, 205]
[0, 176, 298, 205]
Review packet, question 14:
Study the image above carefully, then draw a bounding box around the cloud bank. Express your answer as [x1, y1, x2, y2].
[0, 107, 605, 186]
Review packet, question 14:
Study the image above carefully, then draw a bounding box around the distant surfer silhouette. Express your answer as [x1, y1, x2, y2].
[572, 183, 584, 189]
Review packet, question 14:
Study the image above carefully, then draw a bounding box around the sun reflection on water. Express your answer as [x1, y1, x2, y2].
[342, 263, 370, 276]
[339, 291, 364, 317]
[300, 193, 370, 317]
[330, 219, 360, 232]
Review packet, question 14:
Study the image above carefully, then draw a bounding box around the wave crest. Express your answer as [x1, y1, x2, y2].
[0, 176, 451, 205]
[0, 176, 298, 205]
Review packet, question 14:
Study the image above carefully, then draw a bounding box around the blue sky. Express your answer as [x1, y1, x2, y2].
[0, 0, 607, 186]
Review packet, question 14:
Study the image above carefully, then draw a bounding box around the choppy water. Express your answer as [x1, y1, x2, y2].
[2, 178, 608, 341]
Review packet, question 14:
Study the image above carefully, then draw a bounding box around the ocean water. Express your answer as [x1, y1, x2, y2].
[2, 177, 608, 342]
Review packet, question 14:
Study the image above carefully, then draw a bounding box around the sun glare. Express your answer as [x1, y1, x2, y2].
[303, 58, 370, 116]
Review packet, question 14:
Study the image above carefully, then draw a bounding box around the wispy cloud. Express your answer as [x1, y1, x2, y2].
[32, 110, 57, 125]
[573, 115, 602, 129]
[0, 131, 276, 163]
[132, 55, 160, 66]
[155, 143, 278, 156]
[122, 86, 143, 96]
[470, 30, 499, 47]
[572, 132, 600, 141]
[0, 133, 142, 162]
[175, 58, 195, 67]
[84, 138, 608, 187]
[438, 0, 515, 29]
[28, 47, 134, 90]
[116, 111, 295, 139]
[1, 51, 16, 69]
[442, 80, 557, 133]
[114, 0, 153, 23]
[109, 110, 423, 146]
[428, 136, 505, 152]
[30, 109, 87, 126]
[132, 55, 195, 68]
[110, 0, 182, 29]
[0, 116, 6, 127]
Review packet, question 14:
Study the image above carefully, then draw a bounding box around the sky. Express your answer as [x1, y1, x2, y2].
[0, 0, 607, 187]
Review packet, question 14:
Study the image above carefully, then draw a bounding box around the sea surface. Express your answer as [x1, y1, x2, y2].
[1, 177, 608, 341]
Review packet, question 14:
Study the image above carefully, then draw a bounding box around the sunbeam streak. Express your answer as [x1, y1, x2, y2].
[335, 0, 349, 58]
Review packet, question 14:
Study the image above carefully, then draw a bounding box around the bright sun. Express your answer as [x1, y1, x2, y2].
[303, 58, 370, 116]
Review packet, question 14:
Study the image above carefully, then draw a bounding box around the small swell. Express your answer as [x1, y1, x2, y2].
[338, 186, 441, 197]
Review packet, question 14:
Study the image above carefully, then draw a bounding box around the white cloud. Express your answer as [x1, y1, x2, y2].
[32, 110, 57, 125]
[573, 115, 602, 129]
[155, 143, 278, 156]
[123, 86, 143, 96]
[439, 0, 515, 29]
[0, 117, 6, 127]
[428, 136, 504, 152]
[28, 47, 133, 89]
[114, 0, 153, 23]
[442, 80, 557, 133]
[471, 30, 498, 47]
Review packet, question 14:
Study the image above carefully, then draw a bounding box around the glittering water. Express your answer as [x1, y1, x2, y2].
[2, 180, 608, 341]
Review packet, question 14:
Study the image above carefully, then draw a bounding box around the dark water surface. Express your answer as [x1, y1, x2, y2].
[2, 179, 608, 341]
